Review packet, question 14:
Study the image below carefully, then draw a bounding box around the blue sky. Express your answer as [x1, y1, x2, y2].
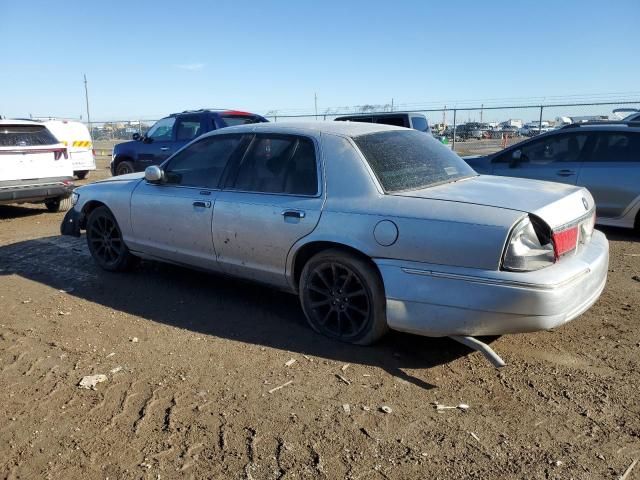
[1, 0, 638, 121]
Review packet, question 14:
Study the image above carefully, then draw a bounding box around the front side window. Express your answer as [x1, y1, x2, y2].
[146, 117, 176, 141]
[589, 132, 640, 162]
[353, 130, 476, 192]
[0, 125, 59, 146]
[230, 135, 318, 195]
[494, 133, 588, 164]
[175, 117, 202, 141]
[163, 135, 244, 188]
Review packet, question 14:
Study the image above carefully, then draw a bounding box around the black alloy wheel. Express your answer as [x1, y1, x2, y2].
[299, 249, 388, 345]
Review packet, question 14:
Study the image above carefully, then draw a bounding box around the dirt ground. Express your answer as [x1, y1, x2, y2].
[0, 158, 639, 480]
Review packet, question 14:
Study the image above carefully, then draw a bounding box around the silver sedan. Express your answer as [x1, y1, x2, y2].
[61, 122, 608, 363]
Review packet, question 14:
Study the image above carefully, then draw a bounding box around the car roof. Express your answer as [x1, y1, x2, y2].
[202, 120, 406, 139]
[169, 109, 263, 117]
[0, 119, 46, 126]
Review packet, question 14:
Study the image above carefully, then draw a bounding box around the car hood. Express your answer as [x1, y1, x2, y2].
[394, 175, 594, 230]
[94, 172, 145, 183]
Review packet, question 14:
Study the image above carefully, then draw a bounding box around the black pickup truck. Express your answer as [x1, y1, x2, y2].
[111, 109, 267, 176]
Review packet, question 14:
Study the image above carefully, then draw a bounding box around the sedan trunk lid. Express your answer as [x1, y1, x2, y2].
[394, 175, 594, 230]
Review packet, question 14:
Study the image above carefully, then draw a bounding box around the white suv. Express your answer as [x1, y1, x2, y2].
[0, 120, 74, 212]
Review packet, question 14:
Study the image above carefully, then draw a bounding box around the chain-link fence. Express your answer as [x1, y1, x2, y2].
[86, 100, 640, 157]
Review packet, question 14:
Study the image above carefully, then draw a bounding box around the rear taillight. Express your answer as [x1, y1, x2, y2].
[552, 226, 579, 259]
[53, 148, 68, 160]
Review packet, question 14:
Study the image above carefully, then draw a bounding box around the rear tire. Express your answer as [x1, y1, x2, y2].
[299, 249, 388, 345]
[115, 161, 135, 176]
[45, 196, 72, 213]
[86, 206, 137, 272]
[75, 170, 89, 180]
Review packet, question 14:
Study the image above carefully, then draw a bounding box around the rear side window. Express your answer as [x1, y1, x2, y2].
[218, 115, 262, 127]
[0, 125, 58, 146]
[163, 135, 244, 188]
[175, 117, 202, 141]
[589, 132, 640, 162]
[375, 116, 408, 128]
[231, 135, 318, 195]
[353, 130, 476, 192]
[336, 116, 374, 123]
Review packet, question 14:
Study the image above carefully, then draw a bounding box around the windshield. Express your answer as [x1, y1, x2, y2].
[353, 130, 476, 193]
[0, 125, 59, 147]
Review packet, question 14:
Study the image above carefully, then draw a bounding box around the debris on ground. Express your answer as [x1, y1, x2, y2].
[268, 380, 293, 394]
[130, 337, 139, 343]
[78, 374, 108, 390]
[336, 374, 351, 385]
[106, 352, 115, 358]
[380, 406, 392, 414]
[342, 404, 351, 414]
[433, 402, 469, 411]
[341, 363, 350, 372]
[632, 275, 640, 282]
[284, 358, 296, 367]
[469, 432, 481, 442]
[109, 366, 122, 374]
[58, 287, 75, 293]
[620, 459, 638, 480]
[58, 311, 70, 316]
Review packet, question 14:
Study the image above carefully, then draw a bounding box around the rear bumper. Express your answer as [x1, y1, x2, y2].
[0, 177, 74, 204]
[70, 151, 96, 171]
[376, 230, 609, 337]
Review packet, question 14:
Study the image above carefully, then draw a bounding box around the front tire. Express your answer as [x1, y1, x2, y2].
[45, 196, 72, 213]
[299, 249, 388, 345]
[86, 206, 137, 272]
[75, 170, 89, 180]
[115, 161, 135, 176]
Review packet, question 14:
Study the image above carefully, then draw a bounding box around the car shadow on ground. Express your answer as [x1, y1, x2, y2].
[0, 205, 49, 220]
[0, 235, 499, 390]
[599, 225, 638, 242]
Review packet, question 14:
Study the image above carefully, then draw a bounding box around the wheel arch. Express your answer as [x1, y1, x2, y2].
[112, 153, 135, 171]
[79, 200, 109, 229]
[289, 239, 379, 292]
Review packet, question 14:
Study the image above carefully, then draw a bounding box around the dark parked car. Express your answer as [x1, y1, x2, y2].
[464, 121, 640, 231]
[111, 109, 267, 175]
[334, 112, 432, 135]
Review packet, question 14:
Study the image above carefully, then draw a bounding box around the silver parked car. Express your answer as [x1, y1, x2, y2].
[61, 122, 608, 361]
[464, 122, 640, 231]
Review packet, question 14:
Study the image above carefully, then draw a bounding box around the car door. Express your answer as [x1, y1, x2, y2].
[490, 132, 589, 185]
[212, 133, 323, 288]
[577, 131, 640, 219]
[129, 134, 248, 269]
[135, 117, 177, 169]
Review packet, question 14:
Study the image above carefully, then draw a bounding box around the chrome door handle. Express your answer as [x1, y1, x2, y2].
[557, 169, 576, 177]
[160, 147, 170, 151]
[281, 209, 305, 219]
[193, 201, 211, 208]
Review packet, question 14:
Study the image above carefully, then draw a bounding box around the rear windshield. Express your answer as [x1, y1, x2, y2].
[219, 115, 263, 127]
[353, 130, 476, 192]
[0, 125, 59, 147]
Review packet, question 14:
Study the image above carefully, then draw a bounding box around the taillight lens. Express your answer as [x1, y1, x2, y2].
[502, 217, 555, 271]
[53, 148, 68, 160]
[552, 226, 579, 258]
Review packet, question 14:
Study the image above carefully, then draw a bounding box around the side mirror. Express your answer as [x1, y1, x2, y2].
[144, 165, 164, 183]
[132, 133, 141, 141]
[509, 149, 522, 168]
